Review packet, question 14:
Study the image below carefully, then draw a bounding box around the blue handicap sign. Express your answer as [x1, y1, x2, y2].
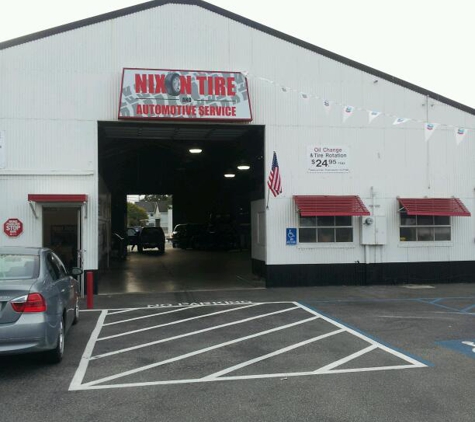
[286, 228, 297, 245]
[436, 340, 475, 359]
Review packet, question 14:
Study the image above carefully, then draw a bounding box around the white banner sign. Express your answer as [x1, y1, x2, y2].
[118, 68, 252, 121]
[455, 127, 468, 145]
[0, 131, 5, 169]
[342, 105, 355, 123]
[424, 122, 439, 142]
[307, 145, 350, 173]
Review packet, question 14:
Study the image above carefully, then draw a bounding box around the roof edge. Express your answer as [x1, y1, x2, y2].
[1, 0, 474, 116]
[0, 0, 193, 51]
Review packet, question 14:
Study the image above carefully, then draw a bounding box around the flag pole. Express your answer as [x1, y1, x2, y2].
[266, 185, 270, 209]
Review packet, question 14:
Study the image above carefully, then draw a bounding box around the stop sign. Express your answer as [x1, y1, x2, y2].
[3, 218, 23, 237]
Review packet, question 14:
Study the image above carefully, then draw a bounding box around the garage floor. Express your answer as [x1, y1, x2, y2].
[98, 245, 264, 294]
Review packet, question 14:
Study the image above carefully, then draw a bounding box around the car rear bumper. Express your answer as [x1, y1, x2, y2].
[0, 313, 58, 355]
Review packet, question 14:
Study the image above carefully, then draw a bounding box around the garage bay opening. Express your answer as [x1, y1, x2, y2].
[97, 122, 265, 293]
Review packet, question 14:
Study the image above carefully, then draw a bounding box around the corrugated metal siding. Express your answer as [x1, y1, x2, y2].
[1, 3, 475, 269]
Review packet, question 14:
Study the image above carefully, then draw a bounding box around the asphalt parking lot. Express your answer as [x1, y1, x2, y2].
[1, 283, 475, 422]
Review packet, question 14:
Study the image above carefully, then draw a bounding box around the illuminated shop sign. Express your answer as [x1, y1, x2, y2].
[118, 68, 252, 121]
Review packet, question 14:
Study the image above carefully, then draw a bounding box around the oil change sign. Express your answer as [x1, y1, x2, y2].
[307, 145, 350, 173]
[118, 68, 252, 121]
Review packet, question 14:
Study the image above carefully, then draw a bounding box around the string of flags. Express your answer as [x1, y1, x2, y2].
[242, 71, 471, 145]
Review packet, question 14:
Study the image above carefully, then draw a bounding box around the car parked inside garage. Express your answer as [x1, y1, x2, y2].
[0, 246, 83, 363]
[137, 227, 165, 253]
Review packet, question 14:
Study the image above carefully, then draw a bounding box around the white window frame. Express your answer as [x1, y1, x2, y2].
[399, 212, 451, 242]
[298, 215, 354, 244]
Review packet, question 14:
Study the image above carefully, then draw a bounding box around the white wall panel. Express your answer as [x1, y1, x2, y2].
[0, 175, 98, 269]
[1, 3, 475, 269]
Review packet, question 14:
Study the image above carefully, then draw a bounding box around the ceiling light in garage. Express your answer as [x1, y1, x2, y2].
[237, 163, 250, 170]
[224, 171, 236, 178]
[189, 148, 203, 154]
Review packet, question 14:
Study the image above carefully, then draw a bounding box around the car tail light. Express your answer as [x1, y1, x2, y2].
[11, 293, 47, 313]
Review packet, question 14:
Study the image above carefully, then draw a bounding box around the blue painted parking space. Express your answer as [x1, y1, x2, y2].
[436, 340, 475, 359]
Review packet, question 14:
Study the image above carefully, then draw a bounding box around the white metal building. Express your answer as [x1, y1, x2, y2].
[1, 0, 475, 290]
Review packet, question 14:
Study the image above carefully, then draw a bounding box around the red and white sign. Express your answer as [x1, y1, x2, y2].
[3, 218, 23, 237]
[118, 68, 252, 121]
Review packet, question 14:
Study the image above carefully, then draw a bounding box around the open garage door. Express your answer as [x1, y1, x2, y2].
[97, 122, 265, 294]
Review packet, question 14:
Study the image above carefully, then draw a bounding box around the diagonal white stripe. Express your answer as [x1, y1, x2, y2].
[69, 310, 108, 391]
[107, 308, 143, 316]
[203, 328, 344, 380]
[103, 305, 194, 326]
[83, 315, 319, 387]
[91, 306, 300, 360]
[295, 302, 427, 367]
[98, 303, 262, 341]
[314, 345, 377, 373]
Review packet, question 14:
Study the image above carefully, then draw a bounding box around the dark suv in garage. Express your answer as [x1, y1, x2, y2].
[171, 223, 206, 249]
[137, 227, 165, 253]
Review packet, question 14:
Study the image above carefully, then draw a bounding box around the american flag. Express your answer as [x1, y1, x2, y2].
[267, 151, 282, 197]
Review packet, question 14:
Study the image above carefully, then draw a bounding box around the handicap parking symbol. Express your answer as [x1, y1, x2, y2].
[286, 228, 297, 245]
[437, 340, 475, 359]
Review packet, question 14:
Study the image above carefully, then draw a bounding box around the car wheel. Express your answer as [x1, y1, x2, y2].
[158, 245, 165, 254]
[165, 72, 181, 96]
[72, 296, 79, 325]
[138, 245, 143, 253]
[44, 317, 65, 364]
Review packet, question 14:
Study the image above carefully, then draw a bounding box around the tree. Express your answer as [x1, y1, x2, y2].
[127, 202, 148, 226]
[143, 194, 173, 209]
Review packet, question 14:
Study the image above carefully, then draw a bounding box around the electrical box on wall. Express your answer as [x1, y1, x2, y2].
[360, 216, 387, 245]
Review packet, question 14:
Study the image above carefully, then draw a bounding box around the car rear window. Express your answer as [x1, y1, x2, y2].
[0, 254, 40, 280]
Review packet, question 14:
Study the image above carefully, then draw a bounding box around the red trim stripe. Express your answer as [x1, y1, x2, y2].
[293, 195, 370, 216]
[28, 194, 88, 203]
[398, 198, 470, 216]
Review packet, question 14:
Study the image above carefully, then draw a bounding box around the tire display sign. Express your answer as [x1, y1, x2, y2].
[307, 145, 350, 173]
[118, 68, 252, 121]
[3, 218, 23, 237]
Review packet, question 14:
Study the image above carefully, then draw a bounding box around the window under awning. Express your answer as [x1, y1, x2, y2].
[293, 195, 370, 217]
[398, 198, 471, 217]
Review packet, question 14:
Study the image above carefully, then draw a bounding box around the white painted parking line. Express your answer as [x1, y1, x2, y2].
[103, 305, 198, 326]
[202, 328, 345, 380]
[69, 310, 107, 391]
[70, 301, 428, 391]
[314, 345, 377, 373]
[81, 315, 319, 388]
[98, 303, 263, 341]
[91, 305, 300, 360]
[107, 309, 137, 316]
[295, 302, 426, 368]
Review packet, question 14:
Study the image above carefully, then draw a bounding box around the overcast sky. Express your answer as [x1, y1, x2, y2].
[1, 1, 473, 108]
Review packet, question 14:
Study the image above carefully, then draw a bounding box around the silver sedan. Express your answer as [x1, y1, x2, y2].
[0, 246, 82, 363]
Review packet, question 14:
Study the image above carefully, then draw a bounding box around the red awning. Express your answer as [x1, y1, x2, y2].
[398, 198, 470, 216]
[28, 194, 88, 203]
[293, 195, 370, 217]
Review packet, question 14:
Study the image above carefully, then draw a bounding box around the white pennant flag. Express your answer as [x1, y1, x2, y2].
[323, 99, 331, 115]
[424, 123, 439, 142]
[343, 105, 355, 123]
[393, 117, 409, 125]
[455, 127, 468, 145]
[368, 111, 382, 124]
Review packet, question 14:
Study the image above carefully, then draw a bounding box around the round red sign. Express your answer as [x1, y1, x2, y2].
[3, 218, 23, 237]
